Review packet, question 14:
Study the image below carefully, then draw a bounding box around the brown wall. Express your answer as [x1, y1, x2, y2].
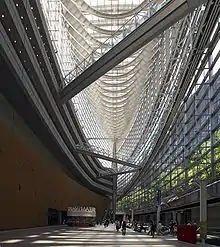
[0, 117, 109, 230]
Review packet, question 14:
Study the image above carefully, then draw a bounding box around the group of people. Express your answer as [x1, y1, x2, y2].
[101, 217, 183, 238]
[103, 219, 127, 235]
[115, 219, 178, 238]
[115, 220, 157, 236]
[170, 220, 177, 235]
[115, 220, 127, 235]
[148, 220, 157, 237]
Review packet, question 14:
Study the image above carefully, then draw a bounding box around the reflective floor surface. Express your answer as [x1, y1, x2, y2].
[0, 224, 216, 247]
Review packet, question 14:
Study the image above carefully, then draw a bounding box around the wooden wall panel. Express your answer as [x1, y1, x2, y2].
[0, 120, 109, 230]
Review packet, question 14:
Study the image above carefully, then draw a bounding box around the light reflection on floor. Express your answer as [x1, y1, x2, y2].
[0, 225, 213, 246]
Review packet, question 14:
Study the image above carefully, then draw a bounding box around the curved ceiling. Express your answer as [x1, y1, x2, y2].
[40, 0, 167, 166]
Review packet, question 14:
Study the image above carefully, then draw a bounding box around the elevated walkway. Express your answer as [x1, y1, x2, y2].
[60, 0, 207, 103]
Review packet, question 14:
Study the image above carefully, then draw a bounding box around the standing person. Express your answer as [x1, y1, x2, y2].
[104, 219, 109, 227]
[157, 221, 163, 235]
[116, 221, 120, 232]
[170, 220, 175, 235]
[120, 220, 122, 228]
[122, 221, 127, 235]
[150, 220, 156, 238]
[140, 222, 144, 232]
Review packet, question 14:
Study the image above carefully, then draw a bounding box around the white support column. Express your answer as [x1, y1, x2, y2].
[177, 212, 181, 225]
[123, 213, 126, 221]
[112, 175, 117, 222]
[200, 180, 207, 247]
[172, 211, 176, 222]
[156, 190, 161, 233]
[112, 141, 118, 223]
[157, 205, 161, 232]
[131, 209, 134, 223]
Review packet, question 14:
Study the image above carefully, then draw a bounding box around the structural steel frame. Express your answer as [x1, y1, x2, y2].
[60, 0, 207, 102]
[117, 0, 220, 212]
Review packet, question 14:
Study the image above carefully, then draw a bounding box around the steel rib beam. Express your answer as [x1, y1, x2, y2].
[97, 168, 141, 178]
[73, 147, 137, 168]
[60, 0, 207, 103]
[119, 0, 220, 196]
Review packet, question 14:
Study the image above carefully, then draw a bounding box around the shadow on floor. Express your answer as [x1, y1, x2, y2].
[0, 226, 197, 247]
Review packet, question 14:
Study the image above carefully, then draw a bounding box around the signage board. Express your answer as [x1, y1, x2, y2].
[67, 206, 96, 217]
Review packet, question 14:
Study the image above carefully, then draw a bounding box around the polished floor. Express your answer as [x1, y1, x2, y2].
[0, 225, 216, 247]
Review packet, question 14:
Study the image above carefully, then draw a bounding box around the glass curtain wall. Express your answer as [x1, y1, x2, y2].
[117, 9, 220, 212]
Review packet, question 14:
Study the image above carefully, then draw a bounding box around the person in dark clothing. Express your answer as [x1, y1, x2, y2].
[122, 221, 126, 235]
[170, 220, 175, 235]
[139, 222, 144, 232]
[119, 220, 122, 228]
[116, 221, 120, 232]
[104, 219, 109, 227]
[150, 220, 156, 238]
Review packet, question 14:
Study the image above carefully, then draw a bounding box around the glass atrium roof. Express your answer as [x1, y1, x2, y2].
[40, 0, 174, 170]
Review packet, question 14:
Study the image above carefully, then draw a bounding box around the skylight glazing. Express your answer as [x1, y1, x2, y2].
[40, 0, 178, 190]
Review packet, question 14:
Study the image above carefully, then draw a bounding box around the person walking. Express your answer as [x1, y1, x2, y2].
[122, 221, 127, 235]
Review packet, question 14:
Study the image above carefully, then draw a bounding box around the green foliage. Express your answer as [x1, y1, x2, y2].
[117, 129, 220, 211]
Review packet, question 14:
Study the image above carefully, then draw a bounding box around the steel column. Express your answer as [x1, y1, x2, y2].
[112, 141, 118, 222]
[200, 180, 207, 247]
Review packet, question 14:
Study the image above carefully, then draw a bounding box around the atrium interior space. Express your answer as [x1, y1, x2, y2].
[0, 0, 220, 246]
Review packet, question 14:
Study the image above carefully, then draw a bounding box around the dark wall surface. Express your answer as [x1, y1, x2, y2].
[0, 96, 109, 230]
